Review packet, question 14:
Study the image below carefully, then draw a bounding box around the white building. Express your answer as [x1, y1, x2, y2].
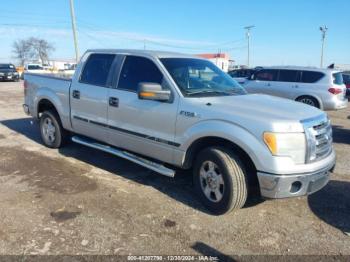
[197, 53, 231, 72]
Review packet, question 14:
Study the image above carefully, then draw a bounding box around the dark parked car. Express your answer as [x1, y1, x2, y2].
[342, 73, 350, 97]
[228, 68, 255, 84]
[0, 64, 20, 82]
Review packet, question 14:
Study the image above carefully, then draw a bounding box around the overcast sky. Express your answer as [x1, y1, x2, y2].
[1, 0, 349, 67]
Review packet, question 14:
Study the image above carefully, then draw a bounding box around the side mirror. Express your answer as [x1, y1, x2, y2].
[138, 82, 171, 102]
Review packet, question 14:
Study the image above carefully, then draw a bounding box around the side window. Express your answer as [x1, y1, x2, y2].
[80, 54, 115, 87]
[255, 69, 278, 81]
[118, 56, 164, 92]
[278, 70, 299, 82]
[301, 71, 324, 83]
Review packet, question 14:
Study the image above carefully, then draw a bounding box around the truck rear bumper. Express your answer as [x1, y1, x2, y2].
[257, 158, 335, 198]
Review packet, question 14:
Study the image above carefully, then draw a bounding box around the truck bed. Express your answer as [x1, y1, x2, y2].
[24, 73, 72, 130]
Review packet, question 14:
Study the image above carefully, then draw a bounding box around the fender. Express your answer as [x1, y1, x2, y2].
[178, 119, 272, 171]
[34, 87, 72, 131]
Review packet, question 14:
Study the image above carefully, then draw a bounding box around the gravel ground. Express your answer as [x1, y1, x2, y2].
[0, 81, 349, 258]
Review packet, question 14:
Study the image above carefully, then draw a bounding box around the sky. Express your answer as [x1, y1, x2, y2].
[0, 0, 349, 67]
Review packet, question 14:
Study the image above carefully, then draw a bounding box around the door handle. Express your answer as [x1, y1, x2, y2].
[109, 97, 119, 107]
[293, 85, 299, 88]
[72, 90, 80, 99]
[267, 83, 271, 87]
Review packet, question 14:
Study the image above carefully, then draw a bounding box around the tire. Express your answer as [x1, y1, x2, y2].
[296, 96, 320, 108]
[193, 147, 248, 215]
[40, 110, 68, 148]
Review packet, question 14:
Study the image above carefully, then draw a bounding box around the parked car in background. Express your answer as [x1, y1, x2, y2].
[23, 49, 335, 215]
[0, 64, 20, 82]
[24, 64, 47, 74]
[243, 66, 347, 111]
[342, 73, 350, 97]
[228, 68, 255, 84]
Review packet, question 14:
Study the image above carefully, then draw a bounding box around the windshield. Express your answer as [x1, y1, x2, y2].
[0, 64, 15, 70]
[160, 58, 246, 97]
[28, 65, 43, 70]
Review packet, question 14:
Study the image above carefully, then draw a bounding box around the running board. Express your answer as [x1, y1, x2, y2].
[71, 136, 175, 178]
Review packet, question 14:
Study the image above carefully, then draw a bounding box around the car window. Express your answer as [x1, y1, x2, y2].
[343, 74, 350, 84]
[28, 65, 44, 70]
[254, 69, 278, 81]
[300, 71, 324, 83]
[228, 71, 238, 77]
[278, 70, 299, 82]
[118, 56, 164, 92]
[332, 72, 343, 85]
[80, 54, 115, 87]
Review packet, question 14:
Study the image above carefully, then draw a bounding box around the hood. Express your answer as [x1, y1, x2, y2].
[186, 94, 325, 133]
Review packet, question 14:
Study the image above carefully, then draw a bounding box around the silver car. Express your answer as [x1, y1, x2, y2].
[243, 66, 348, 110]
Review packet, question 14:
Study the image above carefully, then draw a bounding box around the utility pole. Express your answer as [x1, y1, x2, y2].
[319, 26, 328, 68]
[244, 25, 255, 68]
[69, 0, 79, 62]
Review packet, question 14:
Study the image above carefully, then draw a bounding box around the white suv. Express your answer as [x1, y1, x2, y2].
[243, 66, 348, 110]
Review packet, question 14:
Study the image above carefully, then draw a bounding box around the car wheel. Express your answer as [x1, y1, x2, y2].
[296, 96, 320, 108]
[40, 110, 68, 148]
[193, 147, 248, 215]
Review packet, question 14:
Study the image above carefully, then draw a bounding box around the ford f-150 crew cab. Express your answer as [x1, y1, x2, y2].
[23, 49, 336, 215]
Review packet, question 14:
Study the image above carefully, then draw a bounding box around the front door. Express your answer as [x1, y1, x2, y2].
[107, 55, 179, 164]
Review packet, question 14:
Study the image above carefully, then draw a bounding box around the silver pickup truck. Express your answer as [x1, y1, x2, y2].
[23, 49, 335, 215]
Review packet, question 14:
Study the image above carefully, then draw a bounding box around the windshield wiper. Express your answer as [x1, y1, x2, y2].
[186, 90, 233, 96]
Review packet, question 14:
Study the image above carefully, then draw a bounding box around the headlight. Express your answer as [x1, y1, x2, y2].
[263, 132, 306, 164]
[0, 72, 4, 76]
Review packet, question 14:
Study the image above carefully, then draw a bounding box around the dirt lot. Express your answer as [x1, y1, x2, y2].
[0, 81, 349, 257]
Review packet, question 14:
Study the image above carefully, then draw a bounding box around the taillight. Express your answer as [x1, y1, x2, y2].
[328, 87, 342, 95]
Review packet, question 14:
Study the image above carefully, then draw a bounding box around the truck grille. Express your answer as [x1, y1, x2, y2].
[303, 115, 333, 163]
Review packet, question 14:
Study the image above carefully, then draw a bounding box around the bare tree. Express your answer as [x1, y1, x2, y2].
[12, 40, 31, 66]
[28, 37, 55, 64]
[12, 37, 55, 65]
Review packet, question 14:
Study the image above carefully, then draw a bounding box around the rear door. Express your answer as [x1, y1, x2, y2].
[270, 69, 300, 99]
[106, 55, 179, 164]
[244, 69, 278, 95]
[70, 53, 115, 142]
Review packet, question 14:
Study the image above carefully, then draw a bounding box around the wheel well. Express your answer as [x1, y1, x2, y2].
[37, 99, 58, 118]
[296, 95, 321, 108]
[183, 137, 258, 186]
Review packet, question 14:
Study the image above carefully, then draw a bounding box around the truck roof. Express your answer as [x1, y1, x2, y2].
[85, 49, 199, 59]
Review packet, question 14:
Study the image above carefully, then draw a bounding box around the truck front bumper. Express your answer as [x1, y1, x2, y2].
[257, 157, 335, 198]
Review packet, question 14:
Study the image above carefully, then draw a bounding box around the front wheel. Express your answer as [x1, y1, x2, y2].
[40, 110, 68, 148]
[193, 147, 248, 215]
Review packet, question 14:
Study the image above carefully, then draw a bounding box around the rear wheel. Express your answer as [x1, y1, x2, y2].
[193, 147, 248, 215]
[40, 110, 68, 148]
[296, 96, 320, 108]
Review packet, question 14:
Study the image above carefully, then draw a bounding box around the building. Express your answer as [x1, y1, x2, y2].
[197, 53, 231, 72]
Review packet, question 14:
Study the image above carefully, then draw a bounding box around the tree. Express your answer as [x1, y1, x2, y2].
[12, 40, 31, 66]
[12, 37, 55, 65]
[28, 37, 55, 64]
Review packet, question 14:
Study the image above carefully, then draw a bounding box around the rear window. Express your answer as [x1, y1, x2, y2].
[80, 54, 115, 87]
[278, 70, 299, 82]
[332, 72, 343, 85]
[300, 71, 324, 83]
[254, 69, 278, 81]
